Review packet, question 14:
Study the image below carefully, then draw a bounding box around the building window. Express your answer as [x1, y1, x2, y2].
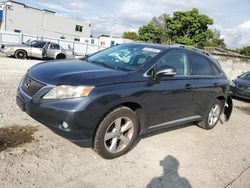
[60, 36, 65, 39]
[101, 41, 105, 46]
[75, 25, 83, 32]
[91, 39, 95, 44]
[85, 39, 89, 43]
[14, 29, 21, 33]
[74, 38, 80, 42]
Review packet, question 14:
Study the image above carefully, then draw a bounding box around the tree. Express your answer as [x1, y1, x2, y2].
[239, 46, 250, 56]
[137, 8, 226, 48]
[123, 31, 138, 40]
[138, 23, 162, 43]
[99, 34, 110, 37]
[204, 29, 226, 48]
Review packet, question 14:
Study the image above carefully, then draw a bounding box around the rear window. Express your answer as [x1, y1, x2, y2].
[189, 53, 213, 75]
[50, 43, 60, 50]
[211, 63, 221, 75]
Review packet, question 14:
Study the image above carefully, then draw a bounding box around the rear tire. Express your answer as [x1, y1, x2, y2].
[94, 107, 139, 159]
[56, 54, 66, 59]
[197, 99, 223, 130]
[15, 50, 27, 59]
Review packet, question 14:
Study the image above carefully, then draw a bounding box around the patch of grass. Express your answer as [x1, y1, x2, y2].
[0, 125, 37, 152]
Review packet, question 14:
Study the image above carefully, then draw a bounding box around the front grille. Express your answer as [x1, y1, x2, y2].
[21, 74, 45, 96]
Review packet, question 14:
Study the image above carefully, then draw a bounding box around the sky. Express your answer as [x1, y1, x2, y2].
[19, 0, 250, 48]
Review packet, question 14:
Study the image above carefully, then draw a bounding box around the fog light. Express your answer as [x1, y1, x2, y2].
[62, 121, 69, 129]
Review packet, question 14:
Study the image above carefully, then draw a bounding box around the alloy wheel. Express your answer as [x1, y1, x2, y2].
[104, 117, 134, 153]
[208, 104, 221, 126]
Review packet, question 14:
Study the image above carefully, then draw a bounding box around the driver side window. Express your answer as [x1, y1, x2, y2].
[156, 51, 189, 75]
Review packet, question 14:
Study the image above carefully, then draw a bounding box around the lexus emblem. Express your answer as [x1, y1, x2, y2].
[24, 79, 31, 89]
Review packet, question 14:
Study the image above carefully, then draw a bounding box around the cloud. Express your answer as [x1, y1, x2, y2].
[220, 20, 250, 48]
[35, 0, 89, 13]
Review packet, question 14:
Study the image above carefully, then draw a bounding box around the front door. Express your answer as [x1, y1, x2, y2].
[146, 50, 195, 128]
[31, 41, 47, 59]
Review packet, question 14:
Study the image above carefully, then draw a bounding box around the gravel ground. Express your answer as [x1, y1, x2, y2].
[0, 54, 250, 188]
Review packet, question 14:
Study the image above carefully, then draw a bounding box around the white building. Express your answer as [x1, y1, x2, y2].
[0, 0, 91, 41]
[81, 36, 132, 48]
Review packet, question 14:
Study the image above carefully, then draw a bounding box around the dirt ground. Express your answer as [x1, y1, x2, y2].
[0, 54, 250, 188]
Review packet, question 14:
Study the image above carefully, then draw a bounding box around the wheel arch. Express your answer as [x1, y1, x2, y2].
[56, 53, 66, 59]
[15, 49, 28, 56]
[92, 100, 147, 146]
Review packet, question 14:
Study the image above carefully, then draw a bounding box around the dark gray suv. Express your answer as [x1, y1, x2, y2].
[16, 43, 233, 159]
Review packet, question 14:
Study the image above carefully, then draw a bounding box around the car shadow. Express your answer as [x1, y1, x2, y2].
[232, 96, 250, 103]
[147, 155, 192, 188]
[128, 123, 194, 153]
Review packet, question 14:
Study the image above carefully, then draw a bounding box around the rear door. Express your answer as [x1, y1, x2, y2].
[46, 43, 60, 59]
[187, 52, 224, 116]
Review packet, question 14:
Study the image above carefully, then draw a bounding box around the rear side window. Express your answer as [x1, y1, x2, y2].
[189, 53, 213, 75]
[210, 63, 221, 75]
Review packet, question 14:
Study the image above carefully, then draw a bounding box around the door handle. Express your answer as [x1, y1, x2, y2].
[185, 84, 192, 89]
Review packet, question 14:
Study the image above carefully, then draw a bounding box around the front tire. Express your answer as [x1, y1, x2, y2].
[197, 99, 223, 130]
[94, 107, 139, 159]
[15, 50, 27, 59]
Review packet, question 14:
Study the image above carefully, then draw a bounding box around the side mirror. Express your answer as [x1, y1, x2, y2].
[156, 67, 176, 76]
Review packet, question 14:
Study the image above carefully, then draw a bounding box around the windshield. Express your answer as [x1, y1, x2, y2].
[239, 72, 250, 80]
[25, 40, 39, 46]
[88, 44, 161, 71]
[25, 40, 47, 48]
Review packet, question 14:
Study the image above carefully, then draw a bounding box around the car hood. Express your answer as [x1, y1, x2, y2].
[28, 60, 131, 86]
[234, 78, 250, 86]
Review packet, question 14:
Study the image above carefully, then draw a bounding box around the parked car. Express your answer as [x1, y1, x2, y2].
[16, 43, 233, 159]
[230, 71, 250, 100]
[0, 40, 73, 59]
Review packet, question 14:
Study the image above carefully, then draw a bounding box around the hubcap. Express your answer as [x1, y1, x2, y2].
[208, 104, 220, 126]
[104, 117, 134, 154]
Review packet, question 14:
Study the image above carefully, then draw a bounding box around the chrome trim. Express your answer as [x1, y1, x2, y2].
[19, 87, 32, 100]
[149, 115, 201, 129]
[28, 74, 55, 87]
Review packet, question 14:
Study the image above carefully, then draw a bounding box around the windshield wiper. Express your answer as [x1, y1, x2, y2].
[90, 61, 132, 72]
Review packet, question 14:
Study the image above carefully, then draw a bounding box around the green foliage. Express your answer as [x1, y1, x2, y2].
[239, 46, 250, 56]
[136, 8, 226, 48]
[99, 34, 110, 37]
[138, 23, 162, 43]
[123, 31, 138, 40]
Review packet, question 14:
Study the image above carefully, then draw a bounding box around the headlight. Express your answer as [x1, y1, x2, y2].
[230, 80, 235, 87]
[42, 85, 94, 99]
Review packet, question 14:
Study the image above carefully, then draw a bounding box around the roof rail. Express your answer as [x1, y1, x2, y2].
[172, 44, 212, 57]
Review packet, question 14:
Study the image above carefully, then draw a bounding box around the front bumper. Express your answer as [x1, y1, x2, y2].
[16, 86, 103, 147]
[230, 86, 250, 100]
